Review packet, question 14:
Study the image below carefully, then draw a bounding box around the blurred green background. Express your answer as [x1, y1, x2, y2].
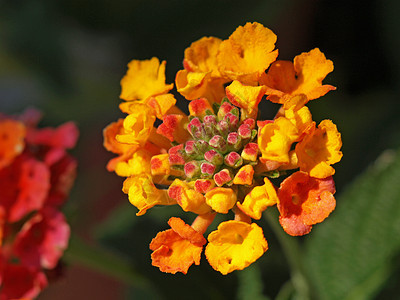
[1, 0, 400, 299]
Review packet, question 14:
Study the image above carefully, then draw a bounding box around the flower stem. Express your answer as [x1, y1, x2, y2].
[264, 208, 315, 300]
[64, 234, 154, 290]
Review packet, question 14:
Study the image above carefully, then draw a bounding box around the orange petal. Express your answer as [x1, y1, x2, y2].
[277, 171, 336, 236]
[262, 48, 335, 103]
[150, 217, 206, 274]
[296, 119, 343, 178]
[0, 119, 25, 169]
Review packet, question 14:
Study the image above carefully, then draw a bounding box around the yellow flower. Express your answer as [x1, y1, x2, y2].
[120, 57, 173, 101]
[116, 103, 156, 146]
[262, 48, 335, 103]
[114, 149, 152, 177]
[217, 22, 278, 85]
[237, 178, 278, 220]
[225, 80, 267, 119]
[205, 221, 268, 274]
[123, 174, 175, 216]
[282, 94, 313, 139]
[168, 179, 211, 215]
[296, 119, 343, 178]
[258, 117, 298, 164]
[205, 187, 237, 214]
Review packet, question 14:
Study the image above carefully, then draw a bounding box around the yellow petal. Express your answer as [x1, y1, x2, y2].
[237, 178, 278, 219]
[115, 149, 152, 177]
[225, 80, 267, 119]
[120, 57, 173, 101]
[168, 179, 211, 215]
[258, 117, 298, 164]
[205, 187, 237, 214]
[123, 175, 175, 216]
[184, 36, 222, 77]
[116, 103, 156, 146]
[205, 221, 268, 275]
[217, 22, 278, 85]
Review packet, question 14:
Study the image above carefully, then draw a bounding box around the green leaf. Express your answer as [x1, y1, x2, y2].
[305, 149, 400, 300]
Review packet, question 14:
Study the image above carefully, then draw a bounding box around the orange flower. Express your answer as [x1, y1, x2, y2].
[104, 22, 342, 275]
[296, 119, 343, 178]
[261, 48, 335, 103]
[176, 37, 227, 103]
[277, 171, 336, 236]
[0, 119, 25, 170]
[150, 217, 206, 274]
[205, 221, 268, 275]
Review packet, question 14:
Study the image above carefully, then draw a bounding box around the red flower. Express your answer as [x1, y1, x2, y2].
[277, 171, 336, 236]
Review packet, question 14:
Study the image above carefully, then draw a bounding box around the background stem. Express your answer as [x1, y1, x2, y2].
[264, 208, 315, 300]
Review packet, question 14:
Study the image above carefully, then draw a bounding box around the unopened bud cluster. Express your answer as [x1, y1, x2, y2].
[169, 99, 259, 187]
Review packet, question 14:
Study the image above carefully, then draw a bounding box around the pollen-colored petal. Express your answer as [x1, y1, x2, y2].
[205, 187, 237, 214]
[120, 57, 173, 101]
[225, 80, 267, 119]
[296, 119, 343, 178]
[205, 221, 268, 275]
[232, 164, 254, 185]
[116, 103, 156, 146]
[0, 119, 25, 169]
[237, 178, 278, 219]
[150, 217, 206, 274]
[188, 98, 213, 118]
[262, 48, 335, 103]
[217, 22, 278, 85]
[168, 179, 211, 215]
[156, 114, 190, 144]
[123, 174, 175, 216]
[258, 117, 298, 164]
[277, 171, 336, 236]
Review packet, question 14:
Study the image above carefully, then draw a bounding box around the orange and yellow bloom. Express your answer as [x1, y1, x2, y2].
[104, 22, 342, 275]
[0, 110, 78, 299]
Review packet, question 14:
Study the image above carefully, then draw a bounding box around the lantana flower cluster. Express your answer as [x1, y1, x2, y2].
[0, 109, 78, 299]
[104, 22, 342, 275]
